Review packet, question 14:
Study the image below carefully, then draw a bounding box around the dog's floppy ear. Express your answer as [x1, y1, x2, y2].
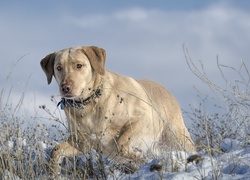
[82, 46, 106, 75]
[40, 53, 56, 84]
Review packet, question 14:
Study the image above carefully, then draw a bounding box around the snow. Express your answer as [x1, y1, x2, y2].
[221, 138, 242, 153]
[2, 138, 250, 179]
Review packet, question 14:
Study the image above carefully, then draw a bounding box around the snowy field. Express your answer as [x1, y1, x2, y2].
[1, 135, 250, 179]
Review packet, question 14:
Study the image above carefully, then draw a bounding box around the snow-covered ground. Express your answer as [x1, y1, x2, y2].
[2, 137, 250, 179]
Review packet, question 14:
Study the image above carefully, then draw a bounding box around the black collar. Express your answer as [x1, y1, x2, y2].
[57, 80, 103, 110]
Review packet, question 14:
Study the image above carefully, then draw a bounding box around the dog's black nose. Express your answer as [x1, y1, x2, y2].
[61, 84, 72, 94]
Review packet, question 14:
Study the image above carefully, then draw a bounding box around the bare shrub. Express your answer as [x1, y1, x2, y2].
[0, 58, 68, 178]
[183, 45, 250, 154]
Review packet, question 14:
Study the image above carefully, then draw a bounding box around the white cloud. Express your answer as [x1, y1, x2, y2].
[70, 15, 108, 28]
[114, 8, 148, 22]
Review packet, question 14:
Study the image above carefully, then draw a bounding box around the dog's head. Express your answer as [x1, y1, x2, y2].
[40, 46, 106, 98]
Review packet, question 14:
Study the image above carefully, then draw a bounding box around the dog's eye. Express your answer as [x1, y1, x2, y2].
[76, 64, 83, 69]
[57, 66, 62, 71]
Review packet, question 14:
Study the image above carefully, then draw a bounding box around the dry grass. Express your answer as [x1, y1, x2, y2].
[183, 45, 250, 179]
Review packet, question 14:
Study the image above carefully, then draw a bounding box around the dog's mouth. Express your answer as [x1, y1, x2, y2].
[62, 93, 81, 100]
[60, 91, 75, 99]
[63, 95, 74, 99]
[61, 89, 87, 100]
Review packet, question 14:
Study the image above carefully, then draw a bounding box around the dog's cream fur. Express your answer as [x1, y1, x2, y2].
[41, 46, 195, 173]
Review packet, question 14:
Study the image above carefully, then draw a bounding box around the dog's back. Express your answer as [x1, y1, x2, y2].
[137, 79, 195, 152]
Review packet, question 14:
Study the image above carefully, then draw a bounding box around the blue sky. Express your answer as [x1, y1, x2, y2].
[1, 1, 250, 124]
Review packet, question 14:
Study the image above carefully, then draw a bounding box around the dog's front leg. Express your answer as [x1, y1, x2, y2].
[49, 141, 83, 176]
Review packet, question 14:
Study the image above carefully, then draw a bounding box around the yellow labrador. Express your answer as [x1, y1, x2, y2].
[40, 46, 195, 174]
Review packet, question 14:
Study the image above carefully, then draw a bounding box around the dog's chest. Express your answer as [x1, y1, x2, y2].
[65, 107, 106, 133]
